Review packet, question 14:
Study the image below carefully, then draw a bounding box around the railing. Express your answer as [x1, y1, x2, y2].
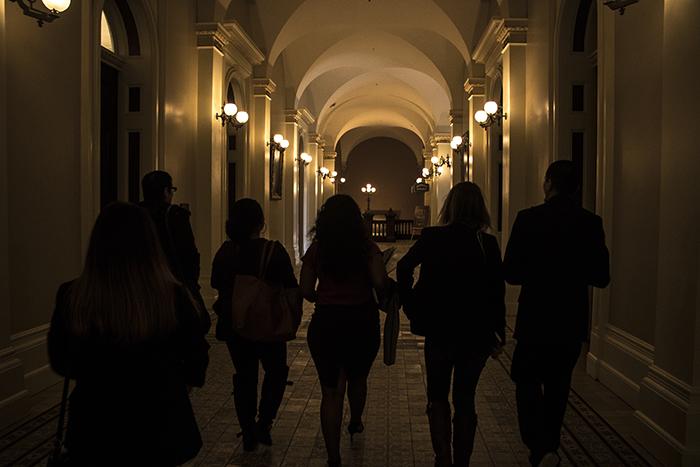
[367, 216, 414, 242]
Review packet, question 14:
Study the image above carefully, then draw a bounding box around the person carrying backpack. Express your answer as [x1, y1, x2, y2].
[211, 198, 299, 451]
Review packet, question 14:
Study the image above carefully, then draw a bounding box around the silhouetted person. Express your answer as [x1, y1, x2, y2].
[211, 199, 297, 451]
[48, 202, 210, 466]
[397, 182, 506, 467]
[140, 171, 208, 329]
[300, 195, 388, 467]
[503, 160, 610, 467]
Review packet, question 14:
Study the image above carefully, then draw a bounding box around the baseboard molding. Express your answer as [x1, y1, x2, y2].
[0, 352, 29, 430]
[11, 324, 52, 395]
[635, 365, 700, 466]
[587, 324, 653, 407]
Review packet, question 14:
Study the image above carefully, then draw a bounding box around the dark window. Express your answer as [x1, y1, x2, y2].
[128, 132, 140, 202]
[100, 63, 119, 208]
[572, 131, 584, 206]
[572, 84, 584, 111]
[128, 87, 141, 112]
[573, 0, 593, 52]
[228, 134, 236, 151]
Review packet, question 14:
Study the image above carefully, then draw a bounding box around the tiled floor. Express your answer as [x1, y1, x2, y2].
[0, 242, 662, 466]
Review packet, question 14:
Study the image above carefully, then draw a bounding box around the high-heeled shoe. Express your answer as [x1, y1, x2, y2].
[347, 420, 364, 442]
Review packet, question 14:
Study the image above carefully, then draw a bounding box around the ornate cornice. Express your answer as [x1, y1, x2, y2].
[449, 110, 463, 126]
[309, 133, 325, 147]
[473, 18, 528, 75]
[464, 77, 486, 98]
[285, 108, 316, 131]
[430, 133, 452, 147]
[196, 22, 231, 54]
[324, 151, 337, 160]
[252, 78, 277, 98]
[223, 21, 265, 66]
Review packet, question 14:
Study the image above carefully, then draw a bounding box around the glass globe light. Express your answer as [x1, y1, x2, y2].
[42, 0, 71, 12]
[340, 177, 346, 183]
[235, 111, 249, 124]
[431, 156, 439, 165]
[452, 135, 462, 147]
[320, 167, 329, 175]
[422, 167, 430, 177]
[366, 184, 371, 189]
[362, 187, 367, 193]
[437, 166, 445, 175]
[329, 177, 336, 183]
[300, 153, 312, 163]
[331, 171, 338, 178]
[371, 187, 377, 193]
[223, 103, 238, 117]
[474, 110, 489, 124]
[273, 134, 283, 144]
[416, 177, 423, 184]
[450, 141, 458, 150]
[280, 139, 290, 149]
[484, 101, 499, 115]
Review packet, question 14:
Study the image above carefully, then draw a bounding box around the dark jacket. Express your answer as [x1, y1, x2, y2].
[48, 281, 210, 466]
[211, 239, 298, 341]
[396, 224, 506, 346]
[503, 195, 610, 344]
[140, 201, 200, 288]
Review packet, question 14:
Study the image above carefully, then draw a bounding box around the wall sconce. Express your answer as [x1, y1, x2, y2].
[216, 103, 249, 131]
[268, 133, 290, 151]
[603, 0, 638, 15]
[10, 0, 70, 27]
[317, 167, 332, 180]
[474, 100, 507, 129]
[431, 155, 451, 175]
[296, 152, 313, 166]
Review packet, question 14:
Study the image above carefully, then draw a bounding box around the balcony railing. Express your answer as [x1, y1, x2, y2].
[365, 212, 414, 242]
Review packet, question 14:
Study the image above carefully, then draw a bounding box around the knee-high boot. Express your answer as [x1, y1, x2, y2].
[427, 401, 453, 467]
[232, 374, 257, 450]
[453, 412, 478, 467]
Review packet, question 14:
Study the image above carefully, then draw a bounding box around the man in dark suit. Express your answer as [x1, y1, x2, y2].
[140, 171, 210, 332]
[503, 160, 610, 467]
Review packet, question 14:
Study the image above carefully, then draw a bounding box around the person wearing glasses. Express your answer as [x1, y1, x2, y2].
[140, 171, 209, 332]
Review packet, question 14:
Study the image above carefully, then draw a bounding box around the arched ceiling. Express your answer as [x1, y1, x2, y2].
[340, 127, 425, 165]
[223, 0, 499, 150]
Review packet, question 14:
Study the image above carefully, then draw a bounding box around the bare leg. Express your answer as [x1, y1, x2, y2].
[320, 370, 347, 464]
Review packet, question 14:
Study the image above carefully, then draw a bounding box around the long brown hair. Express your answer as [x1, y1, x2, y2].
[311, 194, 370, 280]
[68, 202, 179, 342]
[438, 182, 491, 231]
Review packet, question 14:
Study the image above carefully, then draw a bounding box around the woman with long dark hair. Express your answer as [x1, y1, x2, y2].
[211, 198, 298, 451]
[301, 194, 388, 467]
[397, 182, 506, 467]
[47, 202, 209, 466]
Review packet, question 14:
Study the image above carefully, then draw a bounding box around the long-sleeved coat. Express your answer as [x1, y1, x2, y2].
[397, 224, 506, 346]
[503, 195, 610, 344]
[48, 281, 210, 466]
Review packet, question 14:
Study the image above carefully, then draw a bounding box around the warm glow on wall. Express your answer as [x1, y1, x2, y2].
[101, 12, 115, 52]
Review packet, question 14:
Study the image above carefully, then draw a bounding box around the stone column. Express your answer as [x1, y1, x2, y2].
[306, 134, 323, 242]
[0, 0, 28, 428]
[465, 75, 488, 197]
[450, 110, 464, 186]
[430, 134, 453, 225]
[500, 21, 528, 249]
[635, 3, 700, 465]
[422, 150, 433, 225]
[249, 78, 276, 224]
[195, 23, 227, 292]
[322, 151, 337, 204]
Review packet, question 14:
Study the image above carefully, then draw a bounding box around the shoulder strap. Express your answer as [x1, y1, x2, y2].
[476, 231, 486, 258]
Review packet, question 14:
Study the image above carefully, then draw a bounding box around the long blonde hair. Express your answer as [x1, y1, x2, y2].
[438, 182, 491, 231]
[68, 202, 179, 342]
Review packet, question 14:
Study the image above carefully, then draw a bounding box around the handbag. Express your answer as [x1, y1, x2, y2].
[230, 240, 303, 342]
[46, 377, 70, 466]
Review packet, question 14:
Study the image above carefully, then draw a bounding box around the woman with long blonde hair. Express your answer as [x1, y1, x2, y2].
[48, 202, 209, 466]
[397, 182, 506, 467]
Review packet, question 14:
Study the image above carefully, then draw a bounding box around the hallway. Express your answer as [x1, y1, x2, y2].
[0, 244, 658, 467]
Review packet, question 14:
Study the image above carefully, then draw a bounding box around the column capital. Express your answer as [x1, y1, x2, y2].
[449, 110, 463, 126]
[252, 78, 277, 98]
[285, 108, 316, 131]
[497, 18, 528, 47]
[473, 18, 528, 75]
[464, 77, 486, 98]
[430, 133, 452, 147]
[196, 22, 230, 55]
[324, 151, 337, 160]
[422, 150, 434, 161]
[308, 133, 325, 147]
